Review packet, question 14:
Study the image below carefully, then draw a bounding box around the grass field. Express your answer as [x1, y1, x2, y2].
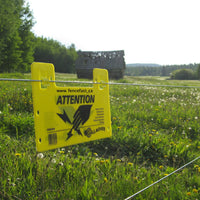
[0, 73, 200, 199]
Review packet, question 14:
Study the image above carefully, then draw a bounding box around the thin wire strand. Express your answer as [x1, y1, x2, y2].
[1, 77, 200, 198]
[124, 155, 200, 200]
[1, 78, 200, 88]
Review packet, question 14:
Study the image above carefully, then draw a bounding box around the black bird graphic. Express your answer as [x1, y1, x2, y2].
[66, 105, 92, 140]
[57, 110, 71, 124]
[57, 105, 92, 140]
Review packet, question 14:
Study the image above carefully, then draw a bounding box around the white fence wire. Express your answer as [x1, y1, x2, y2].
[124, 156, 200, 199]
[0, 77, 200, 199]
[1, 78, 200, 88]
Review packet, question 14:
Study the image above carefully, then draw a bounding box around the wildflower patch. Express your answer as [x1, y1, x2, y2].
[31, 62, 112, 152]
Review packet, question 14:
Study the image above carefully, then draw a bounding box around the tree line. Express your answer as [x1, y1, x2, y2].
[125, 63, 200, 78]
[0, 0, 77, 73]
[34, 38, 77, 73]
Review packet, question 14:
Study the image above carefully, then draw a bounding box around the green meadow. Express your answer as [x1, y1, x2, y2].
[0, 73, 200, 200]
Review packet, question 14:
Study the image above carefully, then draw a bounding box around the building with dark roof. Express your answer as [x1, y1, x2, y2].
[75, 50, 126, 79]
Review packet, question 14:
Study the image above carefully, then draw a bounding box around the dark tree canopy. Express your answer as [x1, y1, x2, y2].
[125, 63, 200, 77]
[170, 69, 196, 80]
[34, 37, 78, 73]
[0, 0, 77, 73]
[0, 0, 34, 72]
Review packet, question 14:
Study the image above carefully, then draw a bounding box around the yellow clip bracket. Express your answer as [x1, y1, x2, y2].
[31, 62, 112, 152]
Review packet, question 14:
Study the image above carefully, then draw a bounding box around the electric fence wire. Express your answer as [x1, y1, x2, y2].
[124, 155, 200, 200]
[1, 77, 200, 199]
[1, 78, 200, 88]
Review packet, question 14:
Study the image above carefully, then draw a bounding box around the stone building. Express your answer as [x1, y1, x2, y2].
[75, 50, 126, 79]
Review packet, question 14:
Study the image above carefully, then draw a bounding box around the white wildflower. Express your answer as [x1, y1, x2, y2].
[37, 153, 44, 159]
[121, 157, 126, 162]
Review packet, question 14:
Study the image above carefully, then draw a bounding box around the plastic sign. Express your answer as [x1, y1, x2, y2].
[31, 62, 112, 152]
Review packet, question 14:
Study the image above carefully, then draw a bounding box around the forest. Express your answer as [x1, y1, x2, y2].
[125, 63, 199, 77]
[0, 0, 77, 73]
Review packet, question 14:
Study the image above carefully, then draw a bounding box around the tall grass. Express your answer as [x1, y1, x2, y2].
[0, 73, 200, 199]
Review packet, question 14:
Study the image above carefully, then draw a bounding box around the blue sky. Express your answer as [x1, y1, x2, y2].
[27, 0, 200, 65]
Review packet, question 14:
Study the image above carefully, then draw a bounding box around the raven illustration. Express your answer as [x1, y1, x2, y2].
[57, 105, 92, 140]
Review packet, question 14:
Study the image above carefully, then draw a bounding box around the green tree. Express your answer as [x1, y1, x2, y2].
[34, 37, 78, 73]
[0, 0, 21, 71]
[0, 0, 34, 72]
[196, 64, 200, 79]
[161, 66, 167, 76]
[170, 69, 196, 80]
[33, 37, 54, 63]
[18, 3, 35, 72]
[2, 31, 23, 72]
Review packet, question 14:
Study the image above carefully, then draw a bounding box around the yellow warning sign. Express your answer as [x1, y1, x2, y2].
[31, 62, 112, 152]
